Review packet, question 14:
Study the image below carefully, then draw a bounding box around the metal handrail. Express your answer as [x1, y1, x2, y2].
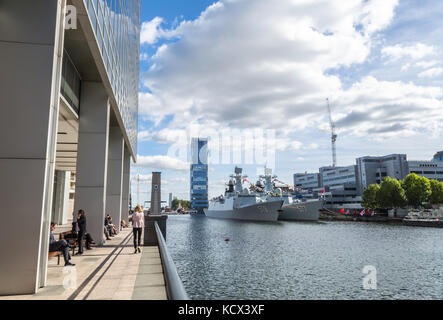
[154, 221, 189, 300]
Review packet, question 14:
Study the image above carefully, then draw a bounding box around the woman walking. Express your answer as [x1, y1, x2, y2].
[132, 205, 144, 254]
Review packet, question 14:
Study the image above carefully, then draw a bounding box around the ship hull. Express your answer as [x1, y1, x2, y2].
[204, 200, 283, 222]
[278, 200, 323, 222]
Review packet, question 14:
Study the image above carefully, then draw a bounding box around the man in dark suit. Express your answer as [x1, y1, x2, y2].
[76, 209, 94, 255]
[49, 222, 75, 266]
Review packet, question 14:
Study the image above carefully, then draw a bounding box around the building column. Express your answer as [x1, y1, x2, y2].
[106, 127, 124, 232]
[0, 0, 65, 295]
[74, 82, 110, 246]
[53, 171, 71, 225]
[121, 146, 131, 224]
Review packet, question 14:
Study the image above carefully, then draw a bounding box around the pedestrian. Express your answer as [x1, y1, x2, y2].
[132, 205, 144, 254]
[75, 209, 92, 255]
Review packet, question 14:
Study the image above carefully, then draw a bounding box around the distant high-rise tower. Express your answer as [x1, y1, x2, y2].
[151, 172, 162, 215]
[190, 138, 209, 213]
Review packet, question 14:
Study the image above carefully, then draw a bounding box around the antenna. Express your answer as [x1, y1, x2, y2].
[326, 98, 338, 167]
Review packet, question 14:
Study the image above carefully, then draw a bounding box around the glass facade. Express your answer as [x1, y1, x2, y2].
[61, 50, 81, 114]
[190, 138, 209, 212]
[84, 0, 140, 154]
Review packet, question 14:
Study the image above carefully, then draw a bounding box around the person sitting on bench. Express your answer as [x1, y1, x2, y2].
[49, 222, 75, 266]
[64, 220, 95, 249]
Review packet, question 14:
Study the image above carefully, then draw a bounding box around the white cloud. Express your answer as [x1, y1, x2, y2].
[382, 43, 435, 61]
[140, 17, 182, 45]
[416, 60, 439, 69]
[139, 0, 442, 145]
[418, 67, 443, 78]
[140, 17, 164, 45]
[335, 76, 443, 137]
[140, 53, 149, 61]
[143, 0, 400, 133]
[135, 155, 189, 171]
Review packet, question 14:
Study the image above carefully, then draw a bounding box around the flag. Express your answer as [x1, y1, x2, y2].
[360, 209, 365, 216]
[322, 188, 325, 195]
[346, 210, 350, 215]
[371, 211, 375, 216]
[340, 209, 345, 214]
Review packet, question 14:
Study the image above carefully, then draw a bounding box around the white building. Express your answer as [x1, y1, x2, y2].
[356, 154, 408, 193]
[0, 0, 140, 295]
[408, 161, 443, 182]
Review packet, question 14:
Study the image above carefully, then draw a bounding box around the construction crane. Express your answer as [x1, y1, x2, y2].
[326, 98, 338, 167]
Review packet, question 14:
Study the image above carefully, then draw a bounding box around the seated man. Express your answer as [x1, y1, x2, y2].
[104, 215, 115, 236]
[49, 222, 75, 267]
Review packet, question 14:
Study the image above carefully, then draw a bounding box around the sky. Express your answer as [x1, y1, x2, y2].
[131, 0, 443, 206]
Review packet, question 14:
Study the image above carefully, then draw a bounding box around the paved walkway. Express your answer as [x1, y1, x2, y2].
[0, 226, 167, 300]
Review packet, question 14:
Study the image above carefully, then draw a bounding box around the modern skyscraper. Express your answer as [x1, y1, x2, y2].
[190, 138, 209, 213]
[0, 0, 140, 295]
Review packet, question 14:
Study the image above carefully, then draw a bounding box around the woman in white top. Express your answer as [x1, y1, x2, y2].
[132, 205, 145, 254]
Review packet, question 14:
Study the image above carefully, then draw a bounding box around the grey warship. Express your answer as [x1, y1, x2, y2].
[204, 167, 283, 222]
[257, 169, 323, 222]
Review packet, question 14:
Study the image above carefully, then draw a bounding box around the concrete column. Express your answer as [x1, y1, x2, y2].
[54, 171, 71, 225]
[106, 127, 124, 232]
[151, 172, 162, 215]
[74, 82, 110, 246]
[0, 0, 65, 295]
[121, 146, 131, 223]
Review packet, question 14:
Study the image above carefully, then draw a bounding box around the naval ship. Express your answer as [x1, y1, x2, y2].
[204, 167, 283, 222]
[256, 170, 323, 222]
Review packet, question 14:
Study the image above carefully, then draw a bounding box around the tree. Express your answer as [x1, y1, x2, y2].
[361, 184, 380, 209]
[376, 177, 407, 209]
[429, 179, 443, 205]
[171, 199, 180, 210]
[171, 199, 191, 211]
[401, 173, 431, 208]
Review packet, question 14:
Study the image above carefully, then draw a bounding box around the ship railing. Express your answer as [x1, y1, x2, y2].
[154, 221, 189, 300]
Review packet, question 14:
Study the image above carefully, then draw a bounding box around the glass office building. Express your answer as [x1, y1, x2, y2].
[190, 138, 209, 213]
[0, 0, 140, 294]
[85, 0, 140, 153]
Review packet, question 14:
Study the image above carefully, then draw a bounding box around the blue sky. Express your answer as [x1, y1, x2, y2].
[131, 0, 443, 205]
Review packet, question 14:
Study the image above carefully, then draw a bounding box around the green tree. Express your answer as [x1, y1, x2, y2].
[171, 199, 180, 210]
[401, 173, 431, 208]
[376, 177, 407, 209]
[361, 184, 380, 209]
[171, 199, 191, 211]
[429, 179, 443, 205]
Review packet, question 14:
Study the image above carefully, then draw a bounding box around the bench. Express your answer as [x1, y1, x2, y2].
[60, 231, 88, 255]
[48, 251, 62, 265]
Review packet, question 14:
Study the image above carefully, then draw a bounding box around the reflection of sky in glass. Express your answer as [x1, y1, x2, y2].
[85, 0, 140, 154]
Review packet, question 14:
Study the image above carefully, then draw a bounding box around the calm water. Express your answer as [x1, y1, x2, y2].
[165, 215, 443, 300]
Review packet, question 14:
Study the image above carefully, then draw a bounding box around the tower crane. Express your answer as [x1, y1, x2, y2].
[326, 98, 338, 167]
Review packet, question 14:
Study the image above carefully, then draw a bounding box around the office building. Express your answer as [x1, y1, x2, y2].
[356, 154, 408, 193]
[190, 138, 209, 213]
[319, 165, 362, 210]
[408, 158, 443, 182]
[293, 173, 321, 190]
[0, 0, 140, 294]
